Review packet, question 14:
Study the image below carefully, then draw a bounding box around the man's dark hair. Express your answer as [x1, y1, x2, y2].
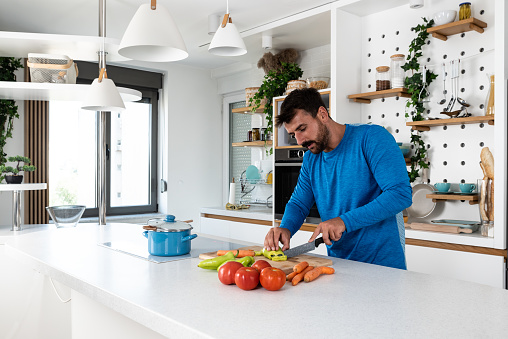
[275, 88, 328, 128]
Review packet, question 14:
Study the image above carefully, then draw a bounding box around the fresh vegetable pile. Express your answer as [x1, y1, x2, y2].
[197, 250, 334, 291]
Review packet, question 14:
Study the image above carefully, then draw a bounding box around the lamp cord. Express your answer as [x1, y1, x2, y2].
[226, 0, 229, 14]
[49, 277, 72, 303]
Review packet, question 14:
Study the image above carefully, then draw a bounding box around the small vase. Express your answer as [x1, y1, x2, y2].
[484, 74, 495, 116]
[5, 175, 23, 184]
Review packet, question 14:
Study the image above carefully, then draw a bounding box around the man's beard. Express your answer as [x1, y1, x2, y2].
[302, 120, 330, 154]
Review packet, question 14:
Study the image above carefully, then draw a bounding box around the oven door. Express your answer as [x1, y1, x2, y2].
[274, 162, 320, 223]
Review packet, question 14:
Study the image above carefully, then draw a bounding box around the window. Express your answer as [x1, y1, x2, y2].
[48, 62, 161, 217]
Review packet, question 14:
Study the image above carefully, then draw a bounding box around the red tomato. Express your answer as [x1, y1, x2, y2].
[259, 267, 286, 291]
[234, 267, 260, 290]
[251, 259, 271, 273]
[218, 261, 244, 285]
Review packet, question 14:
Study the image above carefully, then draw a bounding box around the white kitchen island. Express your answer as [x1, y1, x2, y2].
[5, 223, 508, 338]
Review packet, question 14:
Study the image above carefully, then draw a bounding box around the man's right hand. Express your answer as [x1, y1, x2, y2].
[264, 227, 291, 251]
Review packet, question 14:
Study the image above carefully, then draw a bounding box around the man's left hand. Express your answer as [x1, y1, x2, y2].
[309, 217, 346, 245]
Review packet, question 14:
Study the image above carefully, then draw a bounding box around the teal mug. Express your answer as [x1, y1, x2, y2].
[434, 182, 451, 192]
[459, 183, 476, 193]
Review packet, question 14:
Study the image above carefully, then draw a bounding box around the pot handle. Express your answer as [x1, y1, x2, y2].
[143, 230, 148, 239]
[182, 234, 197, 242]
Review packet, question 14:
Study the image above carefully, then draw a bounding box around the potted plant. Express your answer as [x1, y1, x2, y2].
[249, 62, 303, 155]
[0, 155, 36, 184]
[0, 57, 23, 167]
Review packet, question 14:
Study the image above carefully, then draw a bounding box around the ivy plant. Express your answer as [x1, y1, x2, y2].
[0, 57, 23, 167]
[402, 18, 437, 183]
[249, 62, 303, 155]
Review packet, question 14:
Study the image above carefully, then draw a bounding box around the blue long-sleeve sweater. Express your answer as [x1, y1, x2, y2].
[280, 124, 413, 269]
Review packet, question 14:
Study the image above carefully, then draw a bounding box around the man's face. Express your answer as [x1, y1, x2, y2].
[284, 109, 330, 154]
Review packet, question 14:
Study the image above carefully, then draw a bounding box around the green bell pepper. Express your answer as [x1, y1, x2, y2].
[198, 251, 236, 270]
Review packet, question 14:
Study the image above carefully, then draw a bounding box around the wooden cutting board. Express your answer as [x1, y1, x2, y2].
[407, 222, 473, 234]
[199, 245, 333, 274]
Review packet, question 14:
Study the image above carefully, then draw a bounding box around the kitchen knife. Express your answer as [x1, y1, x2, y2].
[283, 236, 325, 258]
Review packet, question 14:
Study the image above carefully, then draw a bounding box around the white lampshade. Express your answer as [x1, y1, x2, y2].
[82, 78, 125, 112]
[118, 3, 188, 62]
[208, 15, 247, 56]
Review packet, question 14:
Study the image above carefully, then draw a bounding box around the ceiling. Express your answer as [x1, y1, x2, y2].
[0, 0, 335, 70]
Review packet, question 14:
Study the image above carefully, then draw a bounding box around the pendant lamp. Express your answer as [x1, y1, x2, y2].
[118, 0, 188, 62]
[81, 68, 125, 111]
[208, 0, 247, 56]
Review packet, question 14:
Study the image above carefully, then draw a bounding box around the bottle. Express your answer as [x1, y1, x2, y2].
[459, 2, 472, 20]
[484, 74, 494, 116]
[376, 66, 390, 91]
[390, 54, 405, 88]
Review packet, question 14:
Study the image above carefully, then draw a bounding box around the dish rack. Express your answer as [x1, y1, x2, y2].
[239, 170, 273, 208]
[27, 53, 78, 84]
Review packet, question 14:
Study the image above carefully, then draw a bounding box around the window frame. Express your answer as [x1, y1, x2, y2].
[57, 62, 161, 217]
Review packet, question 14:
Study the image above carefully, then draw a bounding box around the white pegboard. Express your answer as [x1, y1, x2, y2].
[358, 0, 495, 223]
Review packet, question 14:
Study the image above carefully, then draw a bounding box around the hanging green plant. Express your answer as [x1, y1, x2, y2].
[402, 18, 437, 183]
[249, 62, 303, 155]
[0, 57, 23, 167]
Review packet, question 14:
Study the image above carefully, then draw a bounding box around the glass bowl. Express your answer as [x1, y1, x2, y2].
[46, 205, 86, 228]
[306, 77, 330, 90]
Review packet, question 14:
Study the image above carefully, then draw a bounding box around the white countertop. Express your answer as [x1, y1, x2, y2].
[5, 223, 508, 338]
[201, 206, 272, 221]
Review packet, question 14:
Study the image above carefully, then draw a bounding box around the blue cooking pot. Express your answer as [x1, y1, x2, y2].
[142, 215, 197, 256]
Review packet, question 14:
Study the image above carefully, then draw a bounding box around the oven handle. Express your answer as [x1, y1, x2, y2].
[275, 162, 302, 167]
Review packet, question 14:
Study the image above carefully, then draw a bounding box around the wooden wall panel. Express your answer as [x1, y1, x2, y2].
[24, 61, 49, 224]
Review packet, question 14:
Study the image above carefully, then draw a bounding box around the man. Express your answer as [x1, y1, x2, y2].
[264, 88, 412, 269]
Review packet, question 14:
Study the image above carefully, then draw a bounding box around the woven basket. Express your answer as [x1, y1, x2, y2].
[285, 80, 307, 95]
[27, 53, 78, 84]
[245, 87, 267, 106]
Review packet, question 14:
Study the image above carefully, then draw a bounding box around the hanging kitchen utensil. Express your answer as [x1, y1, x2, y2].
[444, 60, 456, 113]
[438, 63, 447, 105]
[418, 65, 430, 103]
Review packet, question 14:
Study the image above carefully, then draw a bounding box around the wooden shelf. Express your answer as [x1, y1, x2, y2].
[232, 141, 273, 147]
[406, 115, 494, 131]
[347, 88, 410, 103]
[427, 18, 488, 41]
[231, 105, 265, 114]
[275, 145, 304, 150]
[426, 193, 479, 205]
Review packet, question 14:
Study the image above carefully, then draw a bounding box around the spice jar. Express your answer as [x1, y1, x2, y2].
[252, 128, 260, 141]
[459, 2, 471, 20]
[247, 130, 253, 142]
[260, 128, 266, 141]
[376, 66, 390, 91]
[390, 54, 405, 89]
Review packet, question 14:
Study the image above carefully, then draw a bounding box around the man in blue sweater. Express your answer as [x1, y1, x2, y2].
[264, 88, 412, 269]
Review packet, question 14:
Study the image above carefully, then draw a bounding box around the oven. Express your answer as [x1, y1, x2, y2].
[274, 148, 321, 224]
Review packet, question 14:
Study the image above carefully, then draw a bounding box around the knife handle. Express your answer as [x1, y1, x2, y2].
[315, 236, 324, 247]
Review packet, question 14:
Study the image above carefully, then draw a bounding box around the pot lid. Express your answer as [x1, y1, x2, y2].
[147, 215, 192, 232]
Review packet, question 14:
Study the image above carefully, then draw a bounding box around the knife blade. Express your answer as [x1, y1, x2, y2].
[283, 236, 325, 258]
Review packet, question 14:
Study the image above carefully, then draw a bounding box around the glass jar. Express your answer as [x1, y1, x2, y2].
[247, 130, 253, 142]
[376, 66, 390, 91]
[390, 54, 405, 89]
[252, 128, 260, 141]
[260, 128, 266, 141]
[459, 2, 471, 20]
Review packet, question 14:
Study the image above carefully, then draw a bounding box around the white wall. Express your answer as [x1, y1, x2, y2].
[216, 44, 332, 95]
[160, 65, 222, 230]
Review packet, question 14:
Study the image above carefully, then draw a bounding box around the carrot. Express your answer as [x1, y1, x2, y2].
[292, 266, 314, 286]
[293, 261, 309, 274]
[286, 271, 298, 282]
[216, 250, 255, 258]
[304, 266, 335, 283]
